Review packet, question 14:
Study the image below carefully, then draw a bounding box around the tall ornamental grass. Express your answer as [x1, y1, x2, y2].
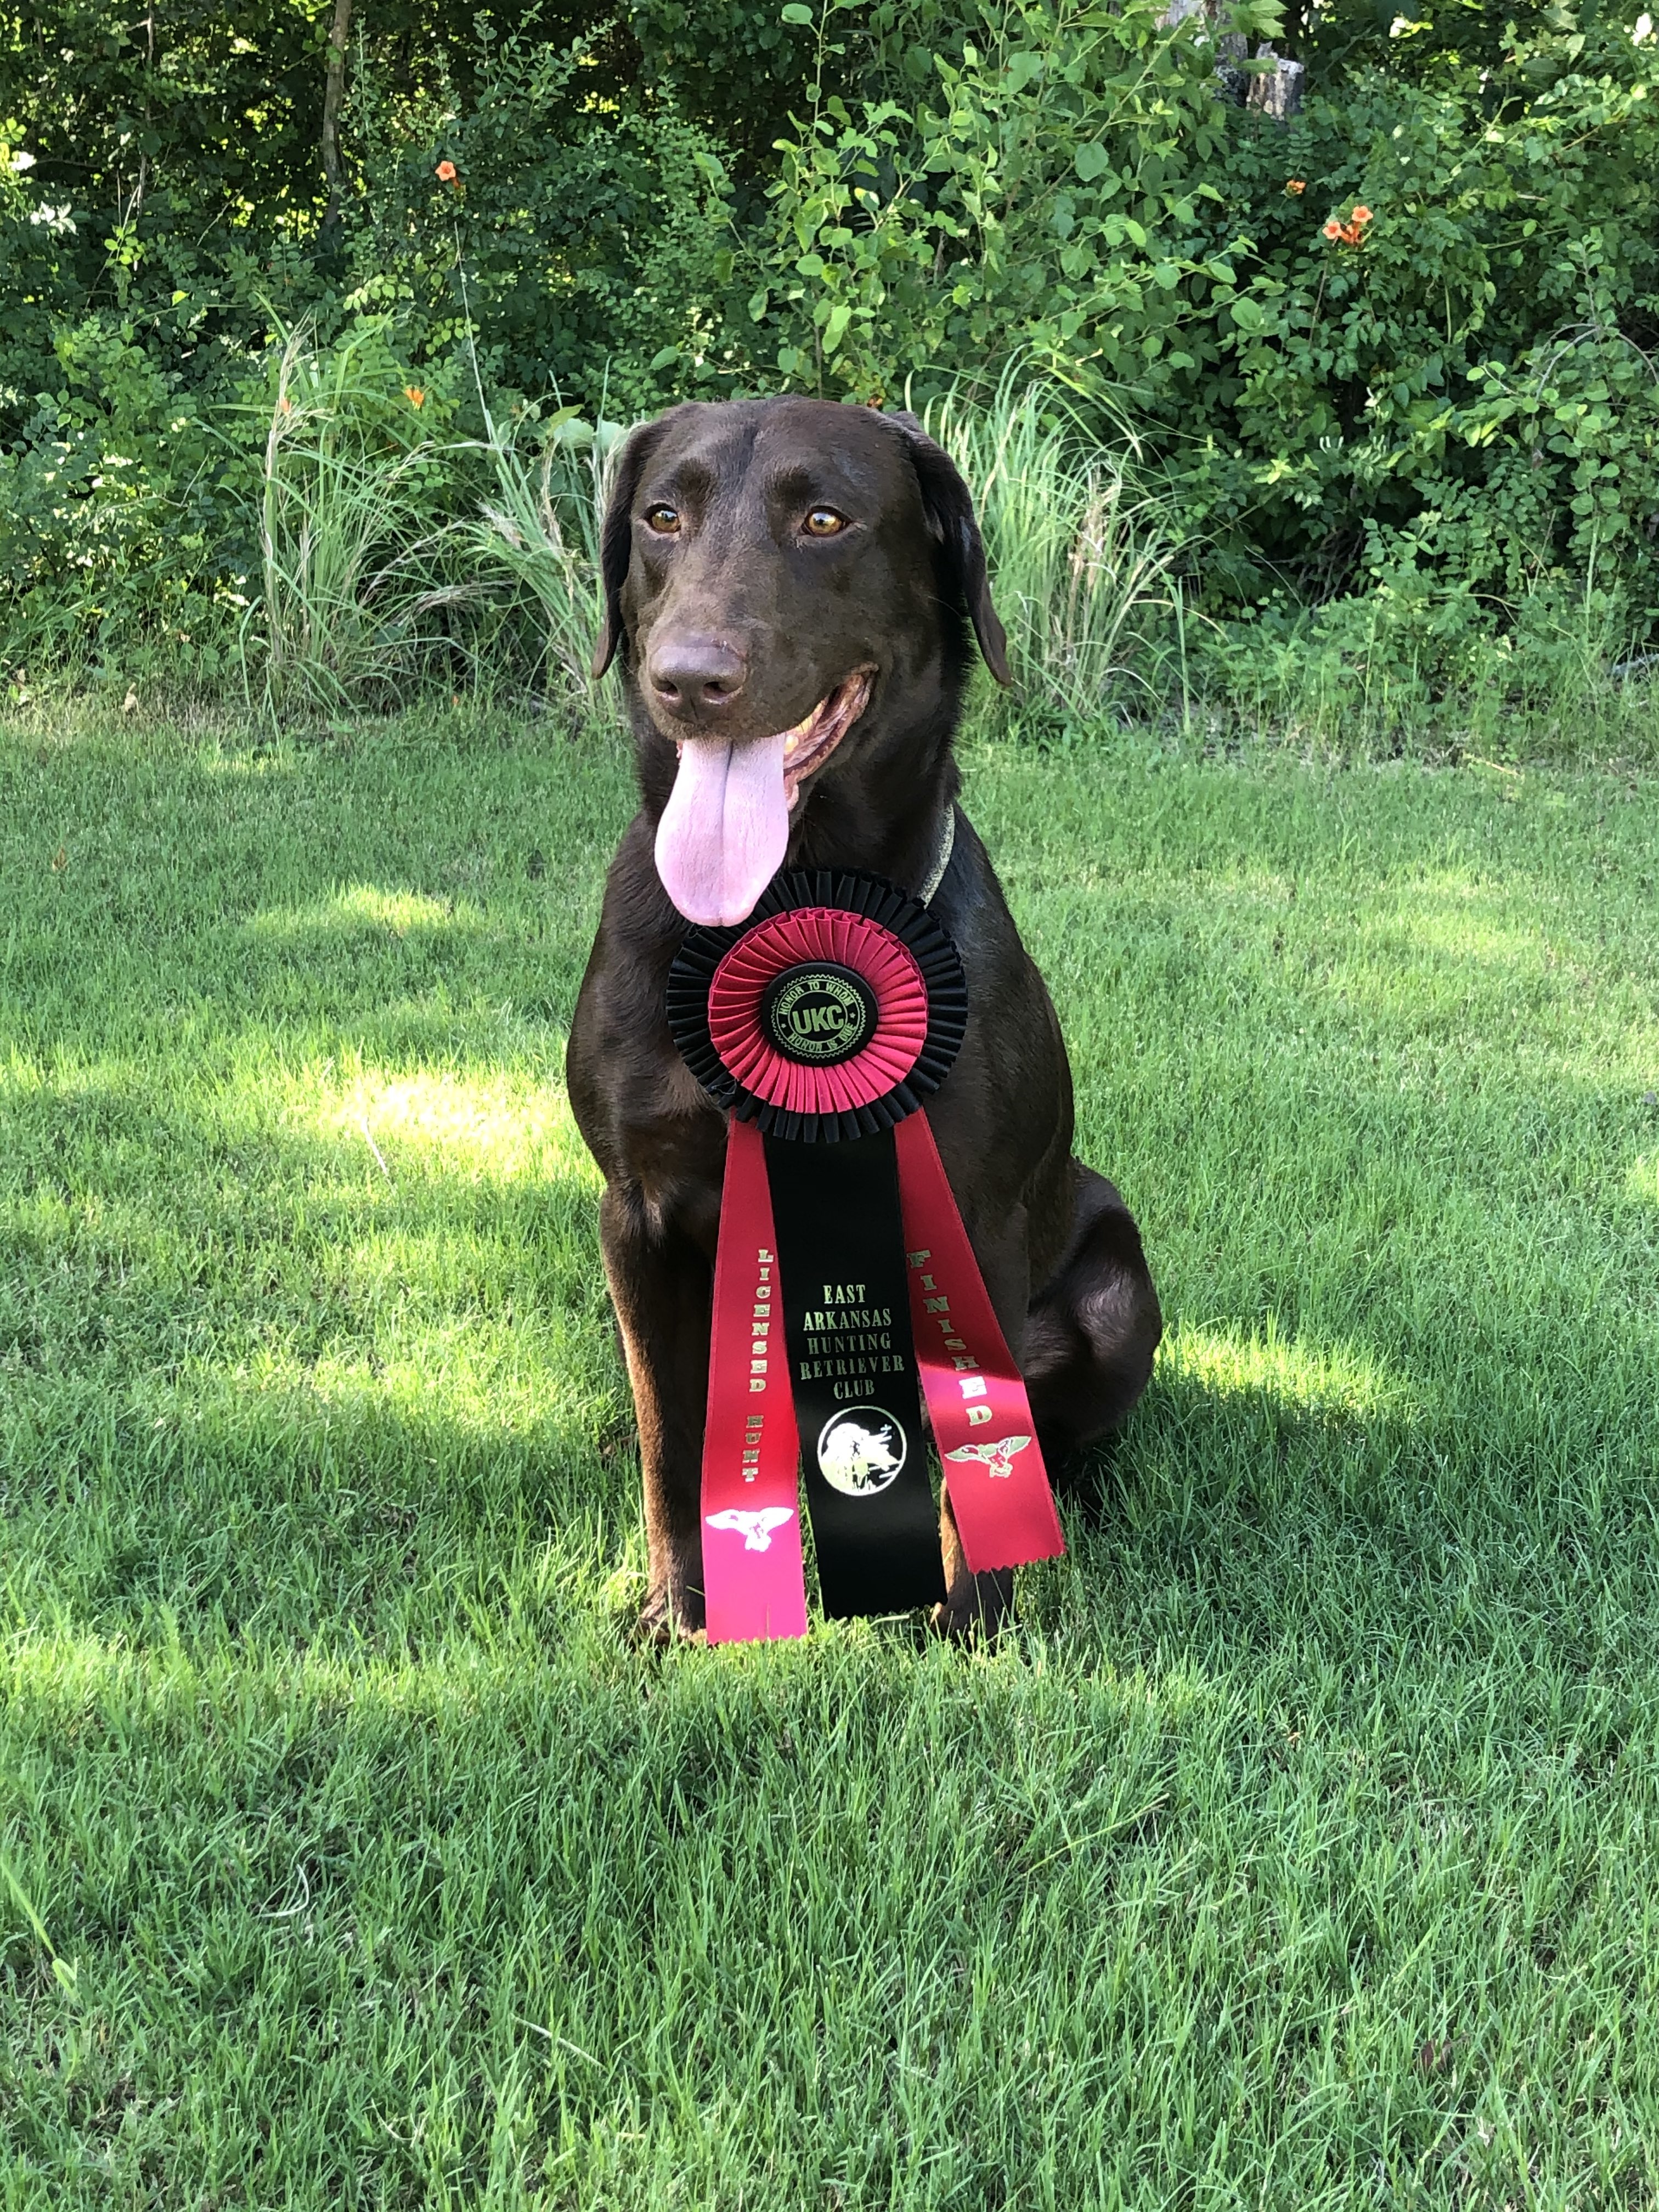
[243, 323, 456, 720]
[448, 404, 623, 720]
[239, 325, 625, 724]
[235, 342, 1185, 734]
[924, 372, 1189, 730]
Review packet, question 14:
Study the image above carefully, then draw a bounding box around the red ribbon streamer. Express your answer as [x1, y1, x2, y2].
[895, 1111, 1065, 1573]
[701, 1109, 1063, 1641]
[699, 1116, 809, 1643]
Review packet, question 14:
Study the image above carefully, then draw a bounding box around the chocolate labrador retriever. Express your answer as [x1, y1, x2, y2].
[567, 397, 1161, 1639]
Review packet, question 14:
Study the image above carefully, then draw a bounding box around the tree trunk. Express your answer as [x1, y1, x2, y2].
[320, 0, 353, 228]
[1159, 0, 1304, 121]
[135, 0, 156, 213]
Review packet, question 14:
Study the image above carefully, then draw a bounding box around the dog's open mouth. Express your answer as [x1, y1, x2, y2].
[780, 665, 875, 811]
[655, 666, 877, 928]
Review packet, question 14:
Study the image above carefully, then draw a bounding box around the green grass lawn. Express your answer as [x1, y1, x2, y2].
[3, 705, 1659, 2209]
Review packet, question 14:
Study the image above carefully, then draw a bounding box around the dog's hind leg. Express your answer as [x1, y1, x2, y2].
[600, 1182, 715, 1642]
[1022, 1164, 1161, 1465]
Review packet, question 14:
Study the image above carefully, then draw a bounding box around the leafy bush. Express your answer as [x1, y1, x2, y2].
[346, 19, 743, 417]
[6, 0, 1659, 727]
[746, 0, 1269, 403]
[738, 0, 1659, 661]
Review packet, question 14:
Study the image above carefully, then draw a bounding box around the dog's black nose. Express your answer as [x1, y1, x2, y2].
[646, 635, 748, 719]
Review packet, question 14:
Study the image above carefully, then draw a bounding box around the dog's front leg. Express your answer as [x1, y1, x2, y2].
[600, 1182, 714, 1641]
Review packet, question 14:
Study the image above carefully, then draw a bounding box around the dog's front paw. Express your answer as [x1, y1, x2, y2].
[930, 1565, 1014, 1644]
[634, 1581, 708, 1647]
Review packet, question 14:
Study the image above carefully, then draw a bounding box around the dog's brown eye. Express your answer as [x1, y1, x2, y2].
[644, 505, 681, 535]
[802, 507, 848, 538]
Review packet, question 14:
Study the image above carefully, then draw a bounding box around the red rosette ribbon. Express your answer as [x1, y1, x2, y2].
[707, 906, 928, 1121]
[668, 868, 967, 1141]
[667, 869, 1064, 1643]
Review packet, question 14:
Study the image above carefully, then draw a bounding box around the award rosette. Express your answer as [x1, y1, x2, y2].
[667, 869, 1065, 1643]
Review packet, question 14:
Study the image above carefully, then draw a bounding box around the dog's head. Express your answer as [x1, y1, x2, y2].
[591, 397, 1008, 926]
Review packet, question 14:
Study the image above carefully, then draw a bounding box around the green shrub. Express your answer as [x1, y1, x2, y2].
[344, 19, 744, 418]
[744, 0, 1267, 403]
[7, 0, 1659, 723]
[736, 2, 1659, 650]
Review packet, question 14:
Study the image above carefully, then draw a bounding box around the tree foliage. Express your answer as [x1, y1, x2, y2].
[4, 0, 1659, 671]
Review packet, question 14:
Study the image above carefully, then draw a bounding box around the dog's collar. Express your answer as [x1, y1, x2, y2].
[916, 805, 957, 908]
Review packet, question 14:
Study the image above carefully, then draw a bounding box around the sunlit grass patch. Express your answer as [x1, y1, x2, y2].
[1362, 888, 1554, 971]
[1159, 1317, 1406, 1423]
[245, 882, 484, 942]
[174, 1317, 620, 1458]
[2, 1621, 526, 1727]
[314, 1065, 596, 1186]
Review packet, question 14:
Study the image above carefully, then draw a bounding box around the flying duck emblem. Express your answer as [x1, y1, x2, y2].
[706, 1507, 795, 1552]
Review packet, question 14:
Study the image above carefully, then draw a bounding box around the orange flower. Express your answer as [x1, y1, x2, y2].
[1285, 178, 1306, 195]
[1323, 206, 1372, 246]
[436, 159, 457, 184]
[278, 394, 293, 413]
[404, 385, 425, 408]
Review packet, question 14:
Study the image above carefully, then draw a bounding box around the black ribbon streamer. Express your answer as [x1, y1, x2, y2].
[764, 1127, 945, 1618]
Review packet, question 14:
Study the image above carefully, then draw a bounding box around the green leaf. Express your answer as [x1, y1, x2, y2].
[823, 301, 853, 355]
[1230, 296, 1265, 332]
[1074, 142, 1110, 184]
[781, 3, 815, 22]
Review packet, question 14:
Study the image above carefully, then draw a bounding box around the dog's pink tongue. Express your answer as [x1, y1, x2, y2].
[654, 731, 789, 927]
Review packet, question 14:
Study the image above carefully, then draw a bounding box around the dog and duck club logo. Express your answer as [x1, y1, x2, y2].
[761, 962, 877, 1065]
[815, 1406, 909, 1497]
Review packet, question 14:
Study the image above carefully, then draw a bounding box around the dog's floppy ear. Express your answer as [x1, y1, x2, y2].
[888, 411, 1012, 687]
[590, 417, 665, 680]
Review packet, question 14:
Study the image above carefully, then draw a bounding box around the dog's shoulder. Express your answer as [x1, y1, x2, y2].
[932, 810, 1043, 986]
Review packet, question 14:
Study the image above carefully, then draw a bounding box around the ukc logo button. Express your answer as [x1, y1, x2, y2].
[762, 962, 878, 1065]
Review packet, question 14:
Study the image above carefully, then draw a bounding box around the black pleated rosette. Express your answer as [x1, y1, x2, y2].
[666, 869, 968, 1143]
